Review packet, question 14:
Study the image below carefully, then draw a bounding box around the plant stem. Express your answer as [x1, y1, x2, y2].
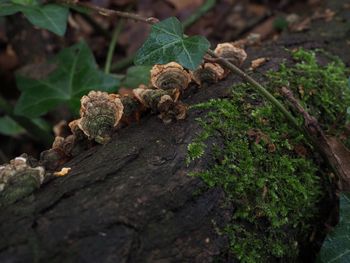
[206, 49, 300, 130]
[0, 96, 53, 147]
[105, 19, 124, 74]
[111, 55, 135, 72]
[58, 0, 159, 24]
[182, 0, 216, 29]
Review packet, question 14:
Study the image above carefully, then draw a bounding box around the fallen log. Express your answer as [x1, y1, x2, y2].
[1, 0, 350, 262]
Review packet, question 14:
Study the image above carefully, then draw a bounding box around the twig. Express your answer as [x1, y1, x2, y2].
[182, 0, 216, 29]
[206, 49, 300, 130]
[57, 0, 159, 25]
[280, 87, 320, 134]
[281, 87, 350, 192]
[105, 19, 125, 74]
[0, 96, 53, 147]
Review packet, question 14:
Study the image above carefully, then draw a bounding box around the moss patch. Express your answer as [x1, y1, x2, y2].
[187, 49, 349, 262]
[268, 48, 350, 146]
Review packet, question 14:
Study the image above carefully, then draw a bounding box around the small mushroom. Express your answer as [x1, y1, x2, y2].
[0, 155, 45, 206]
[40, 147, 67, 172]
[151, 62, 191, 91]
[133, 86, 187, 124]
[77, 91, 124, 144]
[191, 62, 226, 85]
[214, 43, 247, 67]
[53, 120, 70, 137]
[133, 86, 170, 111]
[158, 100, 188, 124]
[120, 95, 144, 125]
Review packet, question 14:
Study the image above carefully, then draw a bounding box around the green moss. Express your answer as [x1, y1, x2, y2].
[187, 141, 206, 164]
[268, 49, 350, 144]
[187, 49, 349, 262]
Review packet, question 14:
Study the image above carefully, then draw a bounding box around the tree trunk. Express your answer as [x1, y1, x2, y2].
[1, 1, 349, 262]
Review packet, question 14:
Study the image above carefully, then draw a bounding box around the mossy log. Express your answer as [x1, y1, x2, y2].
[1, 0, 350, 262]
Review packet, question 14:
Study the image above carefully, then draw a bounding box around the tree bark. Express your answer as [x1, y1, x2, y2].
[1, 0, 350, 262]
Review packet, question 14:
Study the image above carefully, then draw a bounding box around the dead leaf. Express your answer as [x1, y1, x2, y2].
[286, 13, 300, 25]
[250, 57, 268, 70]
[298, 85, 305, 98]
[249, 17, 276, 40]
[294, 144, 308, 157]
[54, 167, 71, 177]
[119, 20, 150, 55]
[267, 143, 276, 153]
[312, 9, 335, 22]
[326, 137, 350, 191]
[110, 0, 134, 6]
[165, 0, 203, 11]
[0, 45, 18, 71]
[290, 17, 311, 32]
[247, 4, 267, 17]
[247, 129, 270, 145]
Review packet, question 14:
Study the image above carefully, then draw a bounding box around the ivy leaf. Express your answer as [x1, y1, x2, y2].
[15, 42, 119, 118]
[22, 4, 69, 36]
[134, 17, 210, 70]
[0, 2, 69, 36]
[10, 0, 37, 5]
[318, 193, 350, 262]
[0, 3, 23, 16]
[120, 66, 152, 88]
[0, 116, 25, 136]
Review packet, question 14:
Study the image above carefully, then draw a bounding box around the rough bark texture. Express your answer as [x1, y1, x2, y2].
[1, 1, 350, 262]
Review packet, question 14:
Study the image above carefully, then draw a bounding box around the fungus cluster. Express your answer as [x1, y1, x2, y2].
[0, 42, 248, 198]
[41, 42, 247, 171]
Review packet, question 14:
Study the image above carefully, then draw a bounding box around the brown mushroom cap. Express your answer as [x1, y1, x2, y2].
[214, 43, 247, 66]
[151, 62, 191, 91]
[76, 91, 124, 144]
[191, 62, 226, 85]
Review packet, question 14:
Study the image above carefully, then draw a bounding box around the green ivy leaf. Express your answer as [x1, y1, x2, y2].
[15, 42, 119, 118]
[10, 0, 37, 5]
[0, 3, 68, 36]
[318, 193, 350, 262]
[134, 17, 210, 70]
[22, 4, 69, 36]
[0, 116, 25, 136]
[0, 3, 23, 16]
[121, 65, 152, 88]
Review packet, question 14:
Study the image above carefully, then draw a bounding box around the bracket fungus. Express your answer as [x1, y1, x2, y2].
[214, 42, 247, 67]
[0, 155, 45, 206]
[151, 62, 191, 91]
[191, 62, 226, 85]
[133, 85, 187, 124]
[77, 91, 124, 144]
[119, 95, 144, 125]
